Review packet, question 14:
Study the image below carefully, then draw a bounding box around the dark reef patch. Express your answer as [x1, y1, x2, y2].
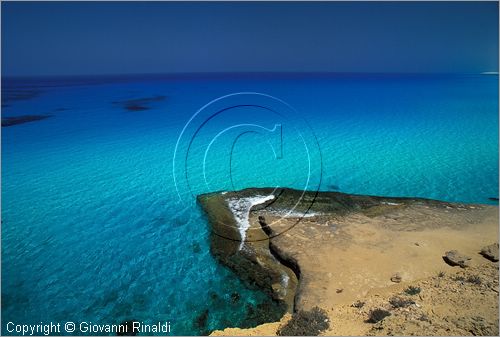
[328, 184, 340, 191]
[230, 292, 240, 304]
[241, 300, 287, 329]
[192, 242, 201, 254]
[194, 309, 210, 335]
[112, 95, 166, 112]
[209, 291, 219, 301]
[2, 114, 53, 127]
[1, 88, 42, 103]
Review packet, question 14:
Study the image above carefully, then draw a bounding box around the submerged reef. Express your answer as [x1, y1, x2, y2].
[112, 95, 166, 111]
[2, 114, 53, 127]
[1, 88, 42, 103]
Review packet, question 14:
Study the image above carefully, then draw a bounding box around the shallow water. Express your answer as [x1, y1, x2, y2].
[2, 74, 498, 335]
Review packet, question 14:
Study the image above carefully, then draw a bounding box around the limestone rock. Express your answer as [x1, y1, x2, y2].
[197, 189, 298, 313]
[480, 243, 499, 262]
[390, 273, 402, 283]
[443, 250, 471, 268]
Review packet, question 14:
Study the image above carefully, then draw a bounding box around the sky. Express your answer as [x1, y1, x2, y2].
[1, 1, 498, 77]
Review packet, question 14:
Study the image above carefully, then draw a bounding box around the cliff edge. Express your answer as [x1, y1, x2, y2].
[198, 188, 499, 335]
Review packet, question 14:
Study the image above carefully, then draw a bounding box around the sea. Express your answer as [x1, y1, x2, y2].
[2, 73, 498, 335]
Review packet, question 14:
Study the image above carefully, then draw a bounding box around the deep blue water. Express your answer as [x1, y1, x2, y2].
[2, 74, 498, 335]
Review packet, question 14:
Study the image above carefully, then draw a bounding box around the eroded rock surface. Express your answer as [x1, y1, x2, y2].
[480, 243, 499, 262]
[200, 188, 499, 335]
[443, 250, 472, 268]
[198, 189, 298, 313]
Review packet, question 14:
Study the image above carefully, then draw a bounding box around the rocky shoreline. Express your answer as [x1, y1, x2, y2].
[198, 188, 499, 335]
[198, 189, 299, 313]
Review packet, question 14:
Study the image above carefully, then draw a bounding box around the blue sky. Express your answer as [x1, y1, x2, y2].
[2, 1, 498, 76]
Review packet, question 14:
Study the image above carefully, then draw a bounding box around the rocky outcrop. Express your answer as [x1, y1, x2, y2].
[200, 187, 499, 336]
[443, 250, 472, 268]
[197, 189, 298, 313]
[480, 243, 499, 262]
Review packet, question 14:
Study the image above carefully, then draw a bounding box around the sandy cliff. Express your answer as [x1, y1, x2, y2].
[198, 188, 499, 336]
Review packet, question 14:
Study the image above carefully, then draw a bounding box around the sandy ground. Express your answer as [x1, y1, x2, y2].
[211, 196, 499, 335]
[213, 263, 498, 336]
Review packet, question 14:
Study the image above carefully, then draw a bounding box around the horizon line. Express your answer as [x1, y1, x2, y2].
[2, 71, 498, 80]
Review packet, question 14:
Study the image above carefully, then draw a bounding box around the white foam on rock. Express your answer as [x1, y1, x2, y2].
[382, 202, 400, 206]
[268, 209, 321, 218]
[227, 195, 275, 250]
[281, 273, 290, 288]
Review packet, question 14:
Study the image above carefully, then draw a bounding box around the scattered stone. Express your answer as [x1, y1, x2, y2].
[336, 288, 343, 293]
[390, 273, 402, 283]
[418, 313, 430, 322]
[351, 300, 365, 308]
[480, 243, 499, 262]
[443, 250, 471, 268]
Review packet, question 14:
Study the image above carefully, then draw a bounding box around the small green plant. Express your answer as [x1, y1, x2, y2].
[404, 286, 421, 295]
[277, 306, 329, 336]
[351, 300, 365, 308]
[366, 308, 391, 323]
[389, 296, 415, 308]
[438, 271, 446, 278]
[452, 275, 465, 282]
[466, 275, 482, 285]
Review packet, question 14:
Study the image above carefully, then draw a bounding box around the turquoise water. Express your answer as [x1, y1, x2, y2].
[2, 74, 498, 335]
